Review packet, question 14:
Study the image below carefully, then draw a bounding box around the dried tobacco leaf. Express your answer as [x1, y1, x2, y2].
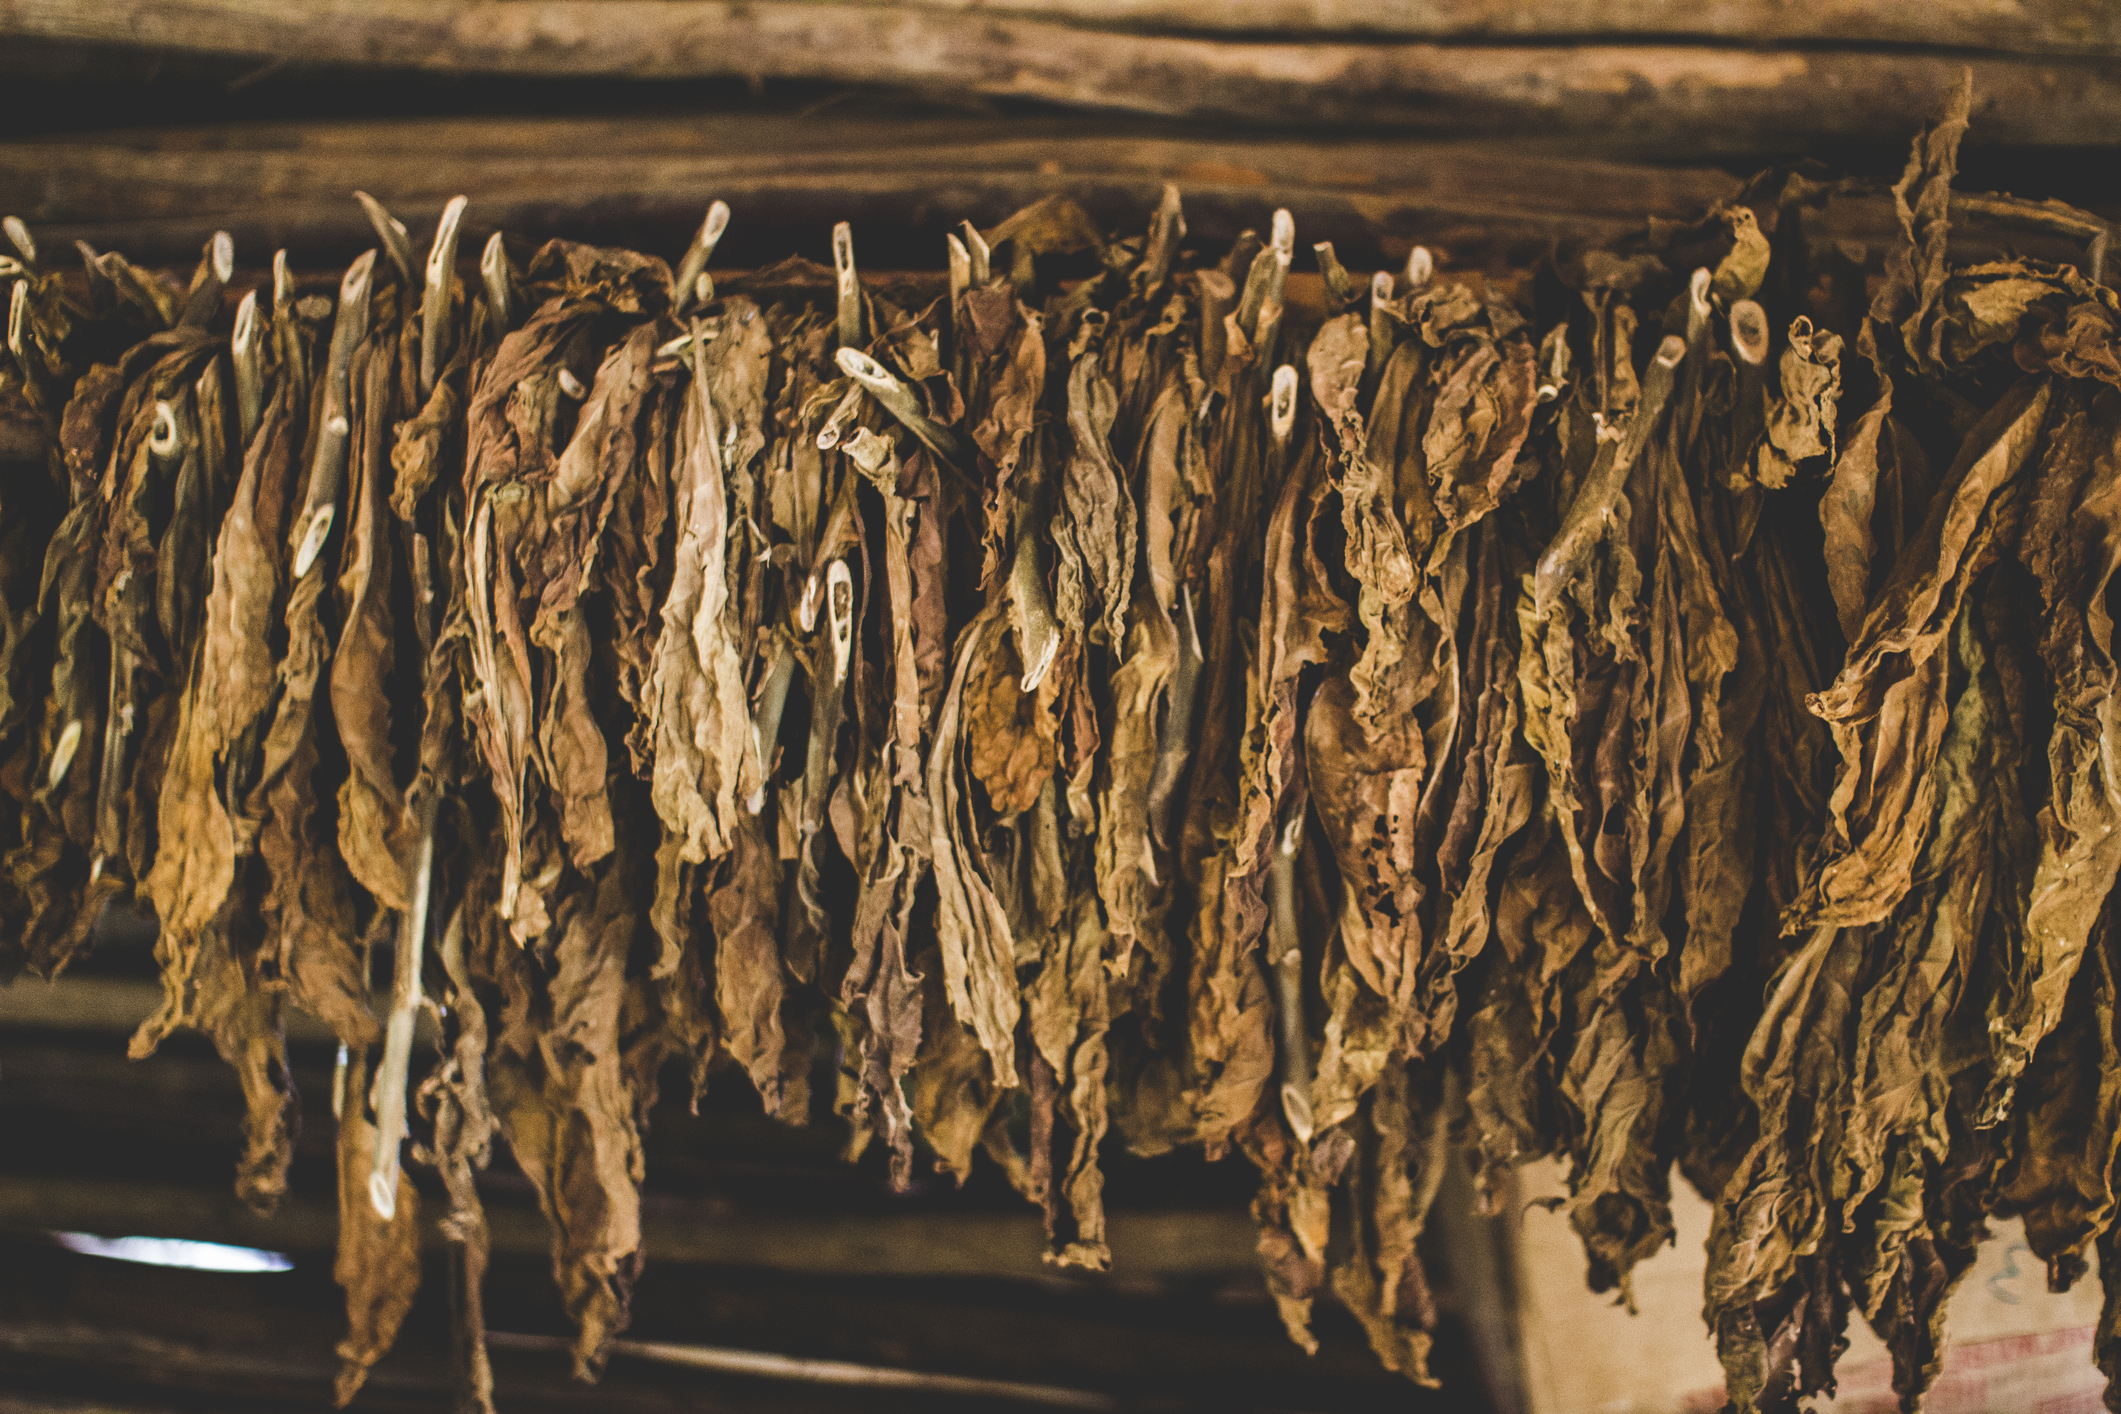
[28, 107, 2121, 1414]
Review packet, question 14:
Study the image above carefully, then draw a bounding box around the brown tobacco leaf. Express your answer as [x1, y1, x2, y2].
[334, 1045, 422, 1407]
[249, 410, 375, 1055]
[1421, 526, 1539, 1044]
[416, 893, 500, 1414]
[1162, 285, 1288, 1152]
[1880, 71, 1974, 371]
[1712, 600, 2034, 1409]
[1710, 206, 1770, 306]
[536, 322, 666, 868]
[705, 815, 805, 1121]
[647, 304, 770, 871]
[648, 837, 720, 1107]
[158, 921, 300, 1214]
[144, 366, 305, 951]
[1754, 316, 1841, 489]
[1818, 321, 1938, 648]
[332, 1038, 419, 1407]
[11, 496, 104, 974]
[461, 299, 606, 936]
[840, 465, 943, 1181]
[1234, 432, 1343, 882]
[85, 333, 221, 919]
[1422, 334, 1538, 534]
[390, 368, 462, 521]
[964, 289, 1045, 595]
[1095, 361, 1196, 970]
[1981, 383, 2121, 1120]
[1329, 1065, 1444, 1385]
[1020, 793, 1114, 1269]
[334, 333, 417, 911]
[1994, 902, 2121, 1294]
[963, 621, 1060, 820]
[1312, 315, 1417, 720]
[929, 607, 1027, 1089]
[1793, 379, 2049, 931]
[843, 819, 926, 1185]
[1240, 1116, 1330, 1356]
[488, 822, 657, 1377]
[1052, 319, 1135, 648]
[909, 942, 1022, 1188]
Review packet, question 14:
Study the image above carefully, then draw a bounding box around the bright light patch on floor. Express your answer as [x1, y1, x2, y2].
[52, 1232, 294, 1272]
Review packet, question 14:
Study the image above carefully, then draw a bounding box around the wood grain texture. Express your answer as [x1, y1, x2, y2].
[6, 2, 2121, 152]
[0, 113, 1745, 266]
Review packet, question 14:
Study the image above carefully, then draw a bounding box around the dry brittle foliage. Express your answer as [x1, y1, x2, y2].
[12, 74, 2121, 1412]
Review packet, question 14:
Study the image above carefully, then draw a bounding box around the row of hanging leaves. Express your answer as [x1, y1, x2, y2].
[7, 76, 2121, 1414]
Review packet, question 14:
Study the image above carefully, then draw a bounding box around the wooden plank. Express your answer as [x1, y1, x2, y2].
[6, 112, 2109, 281]
[0, 113, 1745, 267]
[617, 0, 2121, 57]
[4, 3, 2120, 152]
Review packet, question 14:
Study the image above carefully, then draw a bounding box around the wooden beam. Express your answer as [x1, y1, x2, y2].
[568, 0, 2121, 57]
[0, 113, 1746, 268]
[4, 2, 2120, 152]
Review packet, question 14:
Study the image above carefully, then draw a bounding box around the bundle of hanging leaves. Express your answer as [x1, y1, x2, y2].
[11, 78, 2121, 1412]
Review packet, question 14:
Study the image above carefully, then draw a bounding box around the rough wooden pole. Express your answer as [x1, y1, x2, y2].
[7, 2, 2121, 151]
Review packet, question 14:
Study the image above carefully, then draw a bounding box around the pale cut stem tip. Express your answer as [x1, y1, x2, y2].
[148, 401, 181, 461]
[958, 220, 990, 285]
[797, 575, 822, 634]
[1269, 364, 1298, 447]
[47, 719, 82, 791]
[1281, 1084, 1315, 1145]
[558, 367, 586, 399]
[672, 199, 730, 312]
[481, 231, 513, 330]
[1690, 266, 1712, 319]
[699, 200, 730, 256]
[421, 196, 467, 395]
[232, 288, 257, 351]
[369, 1169, 397, 1221]
[1405, 245, 1433, 290]
[835, 348, 888, 390]
[293, 504, 336, 579]
[3, 215, 33, 268]
[272, 248, 293, 308]
[210, 231, 234, 285]
[1730, 300, 1771, 366]
[353, 190, 415, 284]
[340, 249, 375, 305]
[426, 196, 468, 282]
[1018, 623, 1059, 695]
[1537, 322, 1571, 403]
[1010, 528, 1060, 696]
[1270, 208, 1295, 260]
[827, 560, 855, 683]
[833, 221, 861, 348]
[6, 282, 24, 360]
